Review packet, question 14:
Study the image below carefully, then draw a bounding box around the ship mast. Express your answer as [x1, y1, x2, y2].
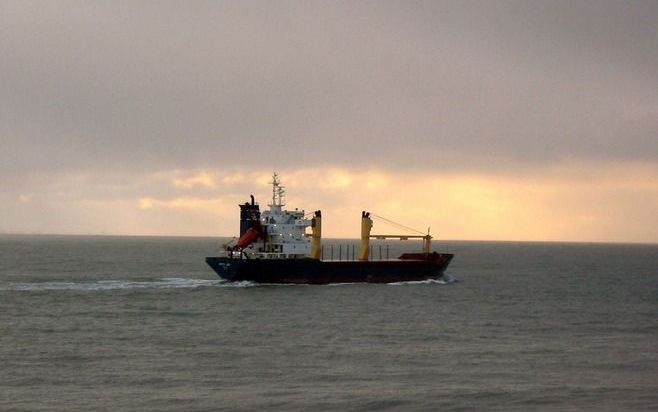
[268, 172, 285, 211]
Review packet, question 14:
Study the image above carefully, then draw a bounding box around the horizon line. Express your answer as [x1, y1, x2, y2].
[1, 232, 656, 246]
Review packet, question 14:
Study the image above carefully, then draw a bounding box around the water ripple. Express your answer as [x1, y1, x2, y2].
[1, 278, 257, 291]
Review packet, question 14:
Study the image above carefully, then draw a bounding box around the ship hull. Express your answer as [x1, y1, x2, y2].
[205, 253, 453, 284]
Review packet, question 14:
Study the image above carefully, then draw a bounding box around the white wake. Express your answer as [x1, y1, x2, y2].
[2, 277, 257, 291]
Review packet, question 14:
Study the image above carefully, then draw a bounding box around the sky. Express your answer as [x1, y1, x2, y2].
[1, 0, 657, 242]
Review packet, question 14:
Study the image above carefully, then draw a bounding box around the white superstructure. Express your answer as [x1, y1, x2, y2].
[243, 173, 313, 259]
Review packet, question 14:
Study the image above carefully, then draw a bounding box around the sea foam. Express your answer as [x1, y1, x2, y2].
[1, 277, 254, 291]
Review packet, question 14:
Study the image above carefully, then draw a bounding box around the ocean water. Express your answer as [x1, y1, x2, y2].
[1, 235, 657, 411]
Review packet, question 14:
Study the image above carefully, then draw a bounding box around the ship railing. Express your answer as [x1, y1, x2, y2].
[320, 243, 391, 261]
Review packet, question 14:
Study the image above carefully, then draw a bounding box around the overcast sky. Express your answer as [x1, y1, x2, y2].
[2, 1, 657, 242]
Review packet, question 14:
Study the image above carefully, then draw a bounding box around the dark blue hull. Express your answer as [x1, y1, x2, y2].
[205, 253, 453, 284]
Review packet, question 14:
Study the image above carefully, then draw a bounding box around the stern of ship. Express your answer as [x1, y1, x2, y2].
[205, 257, 245, 281]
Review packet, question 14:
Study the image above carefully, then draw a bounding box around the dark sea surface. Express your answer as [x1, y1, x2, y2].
[1, 235, 657, 411]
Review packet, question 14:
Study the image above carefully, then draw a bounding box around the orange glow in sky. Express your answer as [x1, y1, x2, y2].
[4, 165, 656, 243]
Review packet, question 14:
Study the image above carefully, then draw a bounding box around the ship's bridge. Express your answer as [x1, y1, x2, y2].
[248, 172, 312, 258]
[257, 208, 312, 257]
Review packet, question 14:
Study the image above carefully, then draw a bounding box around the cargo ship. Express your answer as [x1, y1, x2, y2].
[206, 173, 453, 284]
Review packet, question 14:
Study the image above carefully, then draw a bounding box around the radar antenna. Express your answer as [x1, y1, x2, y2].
[269, 172, 286, 207]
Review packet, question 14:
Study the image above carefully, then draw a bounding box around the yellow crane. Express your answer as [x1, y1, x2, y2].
[359, 212, 433, 259]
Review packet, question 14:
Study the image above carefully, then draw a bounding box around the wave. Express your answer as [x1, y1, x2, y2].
[3, 275, 458, 291]
[387, 275, 457, 286]
[1, 277, 258, 291]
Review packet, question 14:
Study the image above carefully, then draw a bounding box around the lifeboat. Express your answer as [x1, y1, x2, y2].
[236, 226, 261, 249]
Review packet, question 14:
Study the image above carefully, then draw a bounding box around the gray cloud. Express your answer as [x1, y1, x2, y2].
[2, 0, 657, 176]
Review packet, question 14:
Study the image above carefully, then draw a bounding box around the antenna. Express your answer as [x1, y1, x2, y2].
[269, 172, 285, 207]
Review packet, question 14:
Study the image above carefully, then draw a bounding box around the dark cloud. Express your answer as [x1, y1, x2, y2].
[2, 0, 657, 175]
